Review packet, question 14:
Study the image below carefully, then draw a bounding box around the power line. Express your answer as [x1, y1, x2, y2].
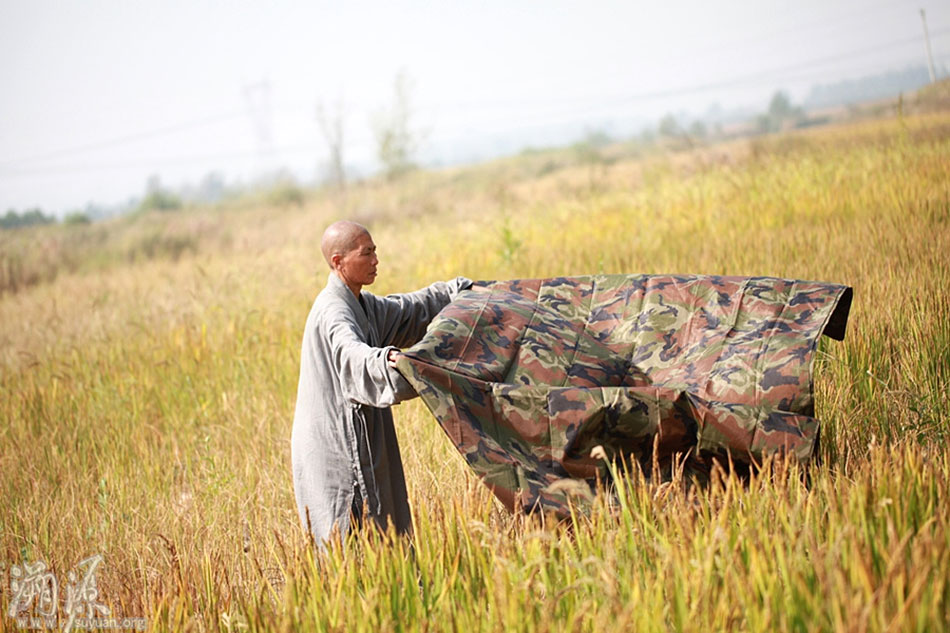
[421, 28, 949, 123]
[653, 0, 916, 69]
[412, 0, 926, 113]
[4, 19, 944, 172]
[0, 110, 247, 169]
[0, 143, 324, 177]
[415, 0, 917, 112]
[1, 29, 946, 180]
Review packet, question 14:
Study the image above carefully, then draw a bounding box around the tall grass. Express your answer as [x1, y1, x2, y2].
[1, 111, 948, 632]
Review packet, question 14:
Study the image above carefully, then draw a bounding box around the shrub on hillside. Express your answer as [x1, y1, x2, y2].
[126, 229, 197, 263]
[266, 182, 305, 207]
[138, 190, 183, 213]
[64, 212, 91, 226]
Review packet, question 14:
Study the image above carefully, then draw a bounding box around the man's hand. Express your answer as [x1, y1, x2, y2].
[387, 349, 401, 366]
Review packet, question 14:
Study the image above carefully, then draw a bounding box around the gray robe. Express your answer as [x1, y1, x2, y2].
[291, 272, 472, 546]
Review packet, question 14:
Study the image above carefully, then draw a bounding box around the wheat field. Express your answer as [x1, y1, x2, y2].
[1, 109, 949, 632]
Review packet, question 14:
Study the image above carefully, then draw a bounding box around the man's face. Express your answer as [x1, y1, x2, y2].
[336, 232, 378, 287]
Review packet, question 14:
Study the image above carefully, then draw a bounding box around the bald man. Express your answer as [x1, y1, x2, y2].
[291, 220, 472, 547]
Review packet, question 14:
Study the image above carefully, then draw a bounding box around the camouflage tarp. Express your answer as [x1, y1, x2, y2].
[394, 274, 852, 516]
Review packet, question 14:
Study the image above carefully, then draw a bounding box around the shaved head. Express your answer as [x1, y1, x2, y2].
[321, 220, 370, 268]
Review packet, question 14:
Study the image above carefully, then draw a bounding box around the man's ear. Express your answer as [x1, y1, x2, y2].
[330, 253, 342, 270]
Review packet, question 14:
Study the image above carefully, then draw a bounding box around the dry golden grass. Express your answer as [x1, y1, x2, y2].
[1, 110, 948, 632]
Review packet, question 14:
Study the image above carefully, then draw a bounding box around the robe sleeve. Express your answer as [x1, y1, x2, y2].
[325, 312, 416, 407]
[373, 276, 474, 349]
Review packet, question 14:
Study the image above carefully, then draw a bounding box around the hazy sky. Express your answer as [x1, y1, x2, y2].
[1, 0, 948, 214]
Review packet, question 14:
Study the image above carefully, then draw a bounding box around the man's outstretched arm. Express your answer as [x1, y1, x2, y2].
[374, 276, 474, 349]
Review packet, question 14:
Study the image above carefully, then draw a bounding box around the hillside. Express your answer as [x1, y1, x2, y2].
[1, 106, 949, 631]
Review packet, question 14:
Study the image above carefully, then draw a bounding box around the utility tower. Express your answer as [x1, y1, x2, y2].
[242, 79, 276, 173]
[920, 9, 937, 83]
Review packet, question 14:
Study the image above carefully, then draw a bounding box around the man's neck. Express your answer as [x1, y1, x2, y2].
[333, 271, 361, 298]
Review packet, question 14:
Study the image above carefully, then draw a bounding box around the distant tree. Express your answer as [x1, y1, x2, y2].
[584, 128, 613, 148]
[768, 91, 796, 119]
[658, 114, 702, 148]
[704, 101, 724, 125]
[197, 171, 227, 203]
[688, 120, 707, 140]
[758, 91, 804, 133]
[0, 207, 55, 230]
[80, 202, 112, 221]
[316, 96, 347, 190]
[371, 70, 421, 180]
[658, 113, 680, 138]
[638, 125, 657, 145]
[138, 191, 182, 212]
[138, 175, 182, 213]
[572, 128, 612, 163]
[572, 129, 614, 192]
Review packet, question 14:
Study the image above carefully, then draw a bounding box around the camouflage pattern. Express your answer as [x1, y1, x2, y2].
[394, 274, 852, 517]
